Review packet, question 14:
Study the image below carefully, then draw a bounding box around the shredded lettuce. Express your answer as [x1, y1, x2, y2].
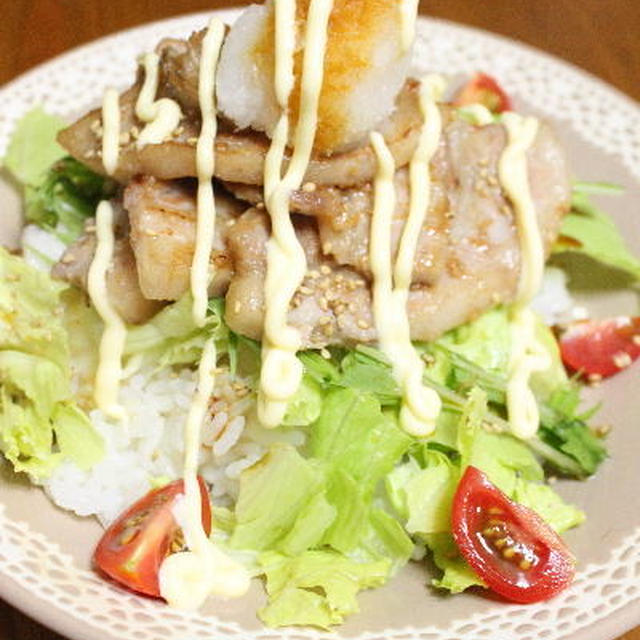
[227, 388, 414, 627]
[427, 533, 486, 593]
[125, 296, 228, 367]
[0, 249, 103, 478]
[258, 550, 389, 629]
[4, 108, 113, 244]
[24, 157, 115, 242]
[308, 388, 412, 495]
[512, 479, 585, 533]
[390, 451, 458, 536]
[229, 444, 331, 552]
[3, 107, 67, 185]
[321, 329, 603, 479]
[282, 375, 323, 427]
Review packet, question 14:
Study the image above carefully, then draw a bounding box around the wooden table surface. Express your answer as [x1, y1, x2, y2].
[0, 1, 638, 639]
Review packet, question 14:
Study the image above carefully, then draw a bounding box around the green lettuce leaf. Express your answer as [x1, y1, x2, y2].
[52, 403, 104, 471]
[354, 508, 414, 571]
[125, 296, 228, 366]
[426, 533, 486, 593]
[437, 307, 511, 373]
[229, 444, 332, 552]
[554, 190, 640, 281]
[277, 492, 336, 557]
[538, 417, 607, 475]
[386, 451, 458, 536]
[282, 375, 323, 427]
[321, 468, 368, 553]
[457, 389, 543, 494]
[0, 247, 68, 366]
[0, 249, 103, 478]
[24, 157, 114, 241]
[3, 108, 66, 185]
[337, 347, 400, 404]
[298, 350, 341, 385]
[4, 109, 112, 244]
[308, 388, 412, 496]
[258, 550, 389, 629]
[512, 478, 585, 534]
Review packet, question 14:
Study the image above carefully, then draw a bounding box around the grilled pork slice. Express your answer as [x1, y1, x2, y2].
[52, 180, 247, 319]
[124, 177, 244, 301]
[224, 208, 376, 347]
[51, 204, 163, 324]
[56, 78, 423, 188]
[55, 109, 569, 341]
[224, 118, 569, 288]
[223, 163, 564, 348]
[223, 117, 569, 345]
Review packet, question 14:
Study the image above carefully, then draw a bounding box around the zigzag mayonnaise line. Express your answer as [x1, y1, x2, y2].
[258, 0, 335, 428]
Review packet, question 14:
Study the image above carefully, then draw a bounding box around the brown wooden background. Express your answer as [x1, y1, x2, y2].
[0, 1, 638, 639]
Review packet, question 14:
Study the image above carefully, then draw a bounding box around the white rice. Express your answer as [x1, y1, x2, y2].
[531, 266, 580, 325]
[21, 223, 67, 270]
[44, 360, 307, 525]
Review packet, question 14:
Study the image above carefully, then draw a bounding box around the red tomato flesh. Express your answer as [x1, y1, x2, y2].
[93, 476, 212, 597]
[453, 72, 513, 113]
[452, 466, 575, 604]
[558, 316, 640, 379]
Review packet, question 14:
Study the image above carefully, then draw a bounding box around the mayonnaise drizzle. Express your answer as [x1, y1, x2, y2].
[101, 88, 120, 175]
[135, 52, 183, 147]
[399, 0, 419, 53]
[191, 19, 225, 327]
[258, 0, 334, 428]
[86, 201, 127, 422]
[499, 112, 550, 439]
[159, 339, 250, 609]
[368, 75, 444, 437]
[159, 18, 250, 608]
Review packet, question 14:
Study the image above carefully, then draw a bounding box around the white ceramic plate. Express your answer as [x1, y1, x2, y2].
[0, 10, 639, 640]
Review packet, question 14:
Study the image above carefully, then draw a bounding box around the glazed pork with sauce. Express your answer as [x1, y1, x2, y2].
[53, 0, 571, 342]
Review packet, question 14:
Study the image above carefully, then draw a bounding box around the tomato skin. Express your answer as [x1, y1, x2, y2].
[558, 316, 640, 379]
[453, 72, 513, 113]
[452, 466, 575, 604]
[93, 476, 212, 597]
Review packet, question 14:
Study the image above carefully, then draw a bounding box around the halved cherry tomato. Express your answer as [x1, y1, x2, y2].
[453, 72, 513, 113]
[558, 316, 640, 379]
[452, 466, 575, 604]
[93, 476, 212, 597]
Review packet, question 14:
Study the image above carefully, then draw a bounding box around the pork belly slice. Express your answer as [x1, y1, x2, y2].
[124, 177, 244, 301]
[56, 78, 422, 188]
[224, 117, 570, 288]
[52, 204, 163, 325]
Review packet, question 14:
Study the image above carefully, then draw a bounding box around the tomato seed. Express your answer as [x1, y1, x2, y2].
[494, 538, 508, 549]
[612, 351, 632, 369]
[519, 559, 532, 571]
[119, 527, 138, 546]
[587, 373, 603, 385]
[170, 529, 186, 553]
